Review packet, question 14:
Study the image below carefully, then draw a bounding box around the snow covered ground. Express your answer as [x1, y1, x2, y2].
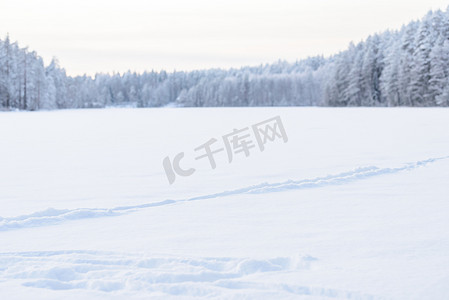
[0, 107, 449, 299]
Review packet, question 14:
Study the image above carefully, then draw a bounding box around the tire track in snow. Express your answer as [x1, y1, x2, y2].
[0, 156, 447, 232]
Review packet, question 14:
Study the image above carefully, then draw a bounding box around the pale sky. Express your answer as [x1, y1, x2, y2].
[1, 0, 448, 76]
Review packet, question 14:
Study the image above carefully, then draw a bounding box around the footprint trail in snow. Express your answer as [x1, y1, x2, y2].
[0, 156, 447, 232]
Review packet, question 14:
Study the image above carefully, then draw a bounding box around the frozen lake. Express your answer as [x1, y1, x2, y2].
[1, 107, 449, 299]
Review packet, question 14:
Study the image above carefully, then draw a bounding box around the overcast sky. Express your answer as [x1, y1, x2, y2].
[1, 0, 448, 76]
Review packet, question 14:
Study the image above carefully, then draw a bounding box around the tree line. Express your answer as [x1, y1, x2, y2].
[1, 8, 449, 110]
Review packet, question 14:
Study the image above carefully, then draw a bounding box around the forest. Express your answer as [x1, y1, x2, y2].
[1, 8, 449, 110]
